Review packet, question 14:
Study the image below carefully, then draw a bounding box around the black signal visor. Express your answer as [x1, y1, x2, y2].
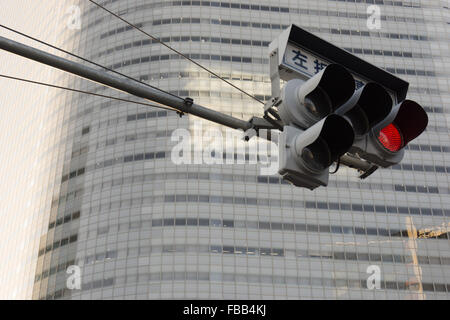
[355, 83, 393, 130]
[391, 100, 428, 146]
[319, 114, 355, 164]
[317, 64, 355, 111]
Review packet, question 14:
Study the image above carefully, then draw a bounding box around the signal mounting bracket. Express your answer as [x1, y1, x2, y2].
[339, 154, 379, 179]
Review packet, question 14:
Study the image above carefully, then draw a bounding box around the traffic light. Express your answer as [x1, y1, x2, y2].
[266, 24, 430, 187]
[276, 64, 356, 190]
[350, 100, 428, 167]
[277, 64, 355, 129]
[278, 115, 355, 190]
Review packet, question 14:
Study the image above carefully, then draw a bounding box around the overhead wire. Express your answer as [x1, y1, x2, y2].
[0, 24, 182, 101]
[0, 73, 178, 112]
[87, 0, 265, 105]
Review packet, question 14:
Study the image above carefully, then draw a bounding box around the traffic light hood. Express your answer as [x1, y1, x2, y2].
[298, 64, 356, 111]
[278, 64, 355, 128]
[293, 114, 355, 168]
[335, 82, 393, 137]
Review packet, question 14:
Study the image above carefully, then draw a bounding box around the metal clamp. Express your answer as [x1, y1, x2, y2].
[184, 97, 194, 106]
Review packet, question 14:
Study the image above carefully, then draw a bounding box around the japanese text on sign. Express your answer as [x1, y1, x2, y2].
[283, 42, 365, 89]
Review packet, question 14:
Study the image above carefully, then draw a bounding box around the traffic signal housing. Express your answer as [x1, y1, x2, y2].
[278, 64, 355, 129]
[278, 114, 355, 190]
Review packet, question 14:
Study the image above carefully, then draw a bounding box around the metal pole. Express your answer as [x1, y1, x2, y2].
[0, 36, 252, 131]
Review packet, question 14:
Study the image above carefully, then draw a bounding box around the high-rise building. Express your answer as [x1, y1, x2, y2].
[5, 0, 448, 300]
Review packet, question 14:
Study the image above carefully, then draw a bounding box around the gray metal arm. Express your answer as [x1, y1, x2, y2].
[0, 35, 257, 131]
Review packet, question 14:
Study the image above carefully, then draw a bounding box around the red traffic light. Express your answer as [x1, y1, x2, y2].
[376, 100, 428, 153]
[378, 123, 403, 152]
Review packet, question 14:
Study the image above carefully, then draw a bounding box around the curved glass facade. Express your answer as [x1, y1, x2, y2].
[5, 0, 447, 299]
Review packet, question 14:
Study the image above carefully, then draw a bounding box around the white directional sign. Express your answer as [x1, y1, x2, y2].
[269, 24, 408, 103]
[282, 42, 366, 90]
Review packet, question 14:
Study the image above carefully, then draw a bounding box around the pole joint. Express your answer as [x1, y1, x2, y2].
[184, 97, 194, 106]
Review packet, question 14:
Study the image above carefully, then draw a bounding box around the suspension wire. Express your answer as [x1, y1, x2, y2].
[0, 24, 182, 101]
[0, 73, 178, 112]
[87, 0, 265, 105]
